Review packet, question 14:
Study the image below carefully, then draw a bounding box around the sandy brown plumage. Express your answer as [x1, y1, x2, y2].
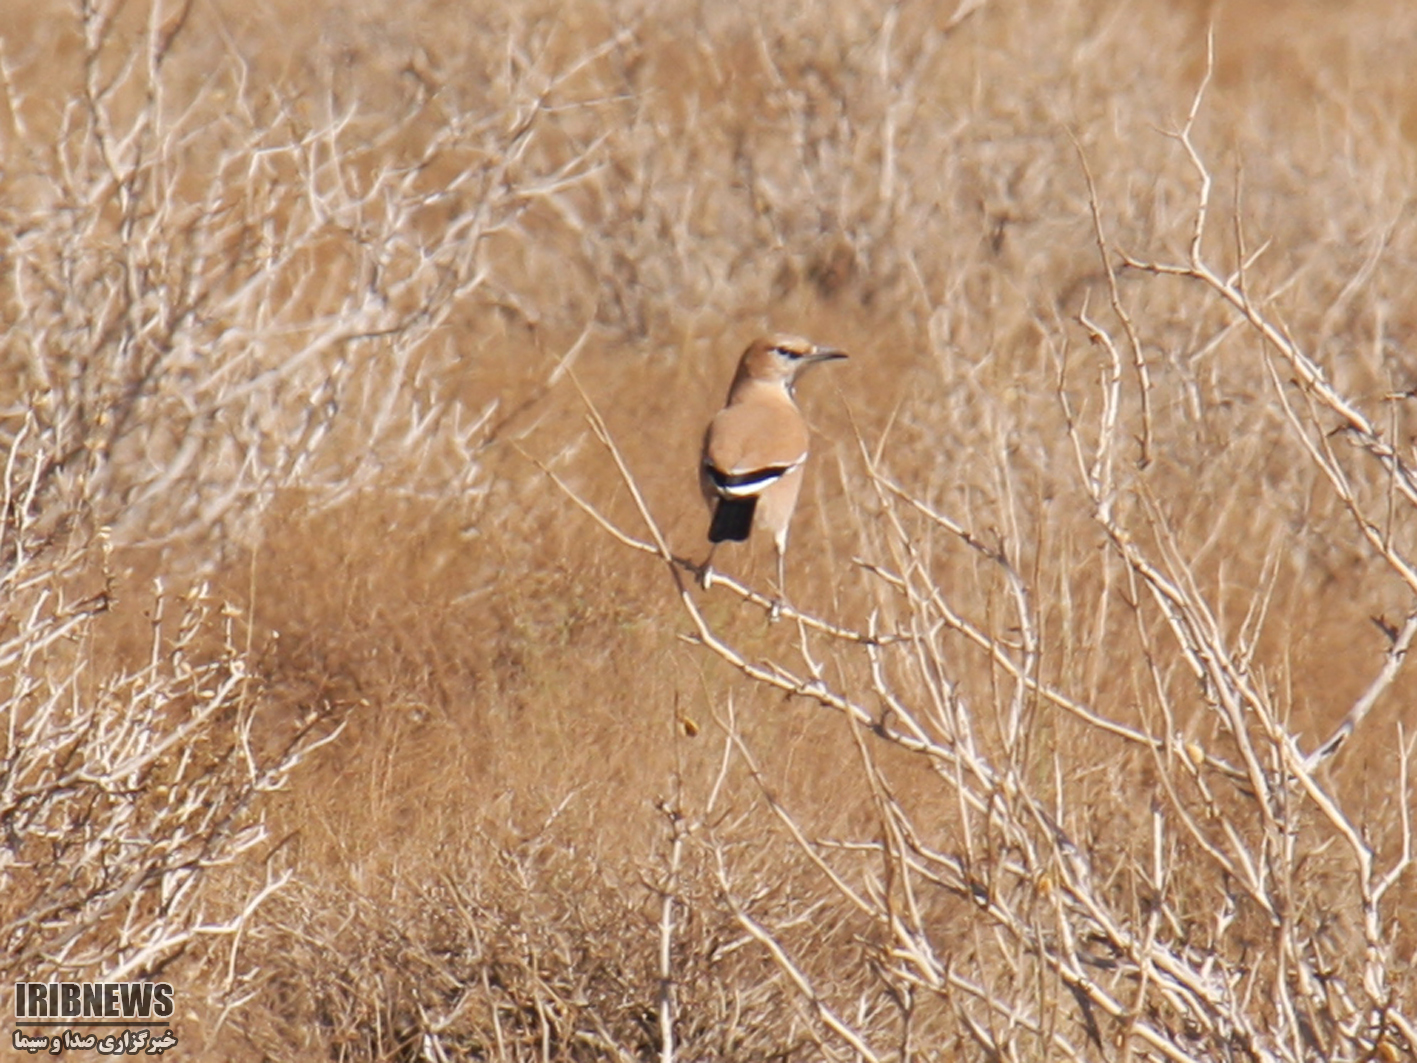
[699, 334, 846, 604]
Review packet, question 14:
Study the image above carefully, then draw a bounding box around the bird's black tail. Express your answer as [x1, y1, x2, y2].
[709, 497, 756, 543]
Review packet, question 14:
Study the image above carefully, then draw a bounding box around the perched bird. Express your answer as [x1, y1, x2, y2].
[699, 334, 847, 605]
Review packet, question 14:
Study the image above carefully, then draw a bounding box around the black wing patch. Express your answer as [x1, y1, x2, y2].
[705, 463, 793, 498]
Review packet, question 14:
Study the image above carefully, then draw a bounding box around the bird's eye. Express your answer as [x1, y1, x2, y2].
[773, 346, 801, 359]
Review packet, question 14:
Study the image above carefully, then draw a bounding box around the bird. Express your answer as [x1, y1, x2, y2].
[699, 333, 847, 609]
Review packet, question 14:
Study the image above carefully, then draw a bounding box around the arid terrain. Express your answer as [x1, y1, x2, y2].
[2, 0, 1414, 1059]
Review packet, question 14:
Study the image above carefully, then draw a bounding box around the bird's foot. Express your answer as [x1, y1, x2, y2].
[697, 562, 716, 590]
[769, 597, 783, 623]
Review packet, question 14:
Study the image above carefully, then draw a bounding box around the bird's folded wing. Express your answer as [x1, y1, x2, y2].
[702, 401, 809, 499]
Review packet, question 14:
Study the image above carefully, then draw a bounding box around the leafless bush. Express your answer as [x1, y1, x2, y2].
[0, 402, 343, 990]
[237, 805, 867, 1062]
[0, 0, 611, 1011]
[571, 51, 1416, 1063]
[1, 0, 618, 562]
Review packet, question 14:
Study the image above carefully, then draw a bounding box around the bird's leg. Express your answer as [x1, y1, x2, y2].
[697, 543, 718, 589]
[770, 547, 787, 622]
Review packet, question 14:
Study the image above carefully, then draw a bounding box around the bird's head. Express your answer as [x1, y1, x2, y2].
[736, 333, 848, 391]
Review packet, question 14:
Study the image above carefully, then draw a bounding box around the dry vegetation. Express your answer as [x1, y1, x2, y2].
[3, 0, 1416, 1059]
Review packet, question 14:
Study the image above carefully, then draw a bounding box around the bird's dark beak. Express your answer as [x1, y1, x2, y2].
[807, 346, 848, 363]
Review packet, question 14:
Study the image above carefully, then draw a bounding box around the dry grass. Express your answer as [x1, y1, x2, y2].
[3, 0, 1416, 1059]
